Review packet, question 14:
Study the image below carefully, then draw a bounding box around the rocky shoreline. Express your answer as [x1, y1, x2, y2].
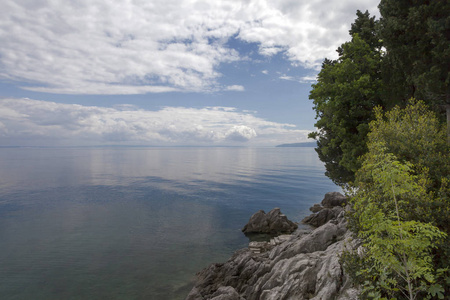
[185, 192, 359, 300]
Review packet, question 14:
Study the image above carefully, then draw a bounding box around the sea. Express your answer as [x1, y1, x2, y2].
[0, 147, 339, 300]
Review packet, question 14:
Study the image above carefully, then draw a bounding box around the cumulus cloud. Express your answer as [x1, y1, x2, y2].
[225, 125, 257, 142]
[0, 0, 379, 95]
[0, 98, 310, 146]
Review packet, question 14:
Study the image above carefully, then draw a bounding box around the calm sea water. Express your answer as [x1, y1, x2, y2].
[0, 147, 338, 300]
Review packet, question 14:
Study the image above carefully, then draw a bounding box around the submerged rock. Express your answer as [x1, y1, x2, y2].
[241, 207, 298, 235]
[186, 205, 359, 300]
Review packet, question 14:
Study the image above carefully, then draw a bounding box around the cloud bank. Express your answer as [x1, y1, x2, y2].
[0, 0, 379, 95]
[0, 98, 310, 146]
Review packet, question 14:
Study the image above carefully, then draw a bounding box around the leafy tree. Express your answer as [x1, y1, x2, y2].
[309, 11, 384, 185]
[352, 147, 446, 299]
[367, 100, 450, 231]
[311, 3, 450, 187]
[378, 0, 450, 139]
[350, 146, 447, 299]
[345, 101, 450, 299]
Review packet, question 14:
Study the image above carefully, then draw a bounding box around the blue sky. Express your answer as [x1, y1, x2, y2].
[0, 0, 379, 147]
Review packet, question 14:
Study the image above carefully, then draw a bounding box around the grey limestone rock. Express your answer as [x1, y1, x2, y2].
[209, 286, 244, 300]
[301, 192, 347, 227]
[321, 192, 347, 208]
[309, 203, 323, 213]
[242, 207, 298, 234]
[302, 206, 344, 227]
[186, 206, 358, 300]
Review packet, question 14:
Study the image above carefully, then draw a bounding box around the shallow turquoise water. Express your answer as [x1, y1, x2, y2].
[0, 147, 338, 299]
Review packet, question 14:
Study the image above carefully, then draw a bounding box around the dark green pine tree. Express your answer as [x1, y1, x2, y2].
[379, 0, 450, 140]
[349, 10, 383, 50]
[309, 10, 385, 185]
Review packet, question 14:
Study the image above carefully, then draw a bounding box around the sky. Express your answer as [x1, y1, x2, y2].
[0, 0, 380, 147]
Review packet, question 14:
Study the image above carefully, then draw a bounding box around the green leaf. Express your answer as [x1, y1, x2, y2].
[428, 284, 444, 298]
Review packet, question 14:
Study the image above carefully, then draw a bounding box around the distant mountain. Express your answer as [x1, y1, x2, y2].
[276, 142, 317, 148]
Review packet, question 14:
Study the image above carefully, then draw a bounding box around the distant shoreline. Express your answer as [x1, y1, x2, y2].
[1, 144, 317, 149]
[275, 142, 317, 148]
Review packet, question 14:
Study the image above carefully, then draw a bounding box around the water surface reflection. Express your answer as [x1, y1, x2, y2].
[0, 147, 337, 299]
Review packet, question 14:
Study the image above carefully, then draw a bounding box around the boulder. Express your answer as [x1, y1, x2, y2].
[321, 192, 347, 208]
[242, 208, 298, 234]
[302, 206, 344, 227]
[309, 203, 323, 213]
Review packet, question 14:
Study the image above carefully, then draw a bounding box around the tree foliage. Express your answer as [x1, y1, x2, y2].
[308, 3, 450, 298]
[379, 0, 450, 110]
[368, 100, 449, 198]
[345, 101, 449, 299]
[310, 2, 450, 184]
[309, 10, 384, 185]
[378, 0, 450, 144]
[364, 100, 450, 247]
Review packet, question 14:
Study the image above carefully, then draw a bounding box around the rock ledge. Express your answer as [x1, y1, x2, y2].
[186, 193, 358, 300]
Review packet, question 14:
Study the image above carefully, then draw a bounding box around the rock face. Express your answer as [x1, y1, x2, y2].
[186, 205, 359, 300]
[302, 206, 344, 227]
[302, 192, 348, 227]
[241, 208, 298, 234]
[321, 192, 347, 208]
[309, 203, 323, 213]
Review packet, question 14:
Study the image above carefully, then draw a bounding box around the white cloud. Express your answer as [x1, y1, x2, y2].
[278, 74, 318, 84]
[0, 98, 310, 146]
[225, 125, 257, 142]
[0, 0, 379, 95]
[299, 75, 318, 83]
[279, 75, 295, 81]
[226, 85, 245, 92]
[261, 70, 269, 75]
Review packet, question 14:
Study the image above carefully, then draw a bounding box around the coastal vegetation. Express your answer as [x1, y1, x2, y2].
[346, 101, 449, 299]
[309, 1, 449, 299]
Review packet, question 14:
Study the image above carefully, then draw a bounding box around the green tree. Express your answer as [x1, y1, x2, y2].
[350, 144, 447, 299]
[346, 101, 450, 299]
[367, 100, 450, 231]
[378, 0, 450, 140]
[349, 10, 382, 50]
[309, 11, 384, 185]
